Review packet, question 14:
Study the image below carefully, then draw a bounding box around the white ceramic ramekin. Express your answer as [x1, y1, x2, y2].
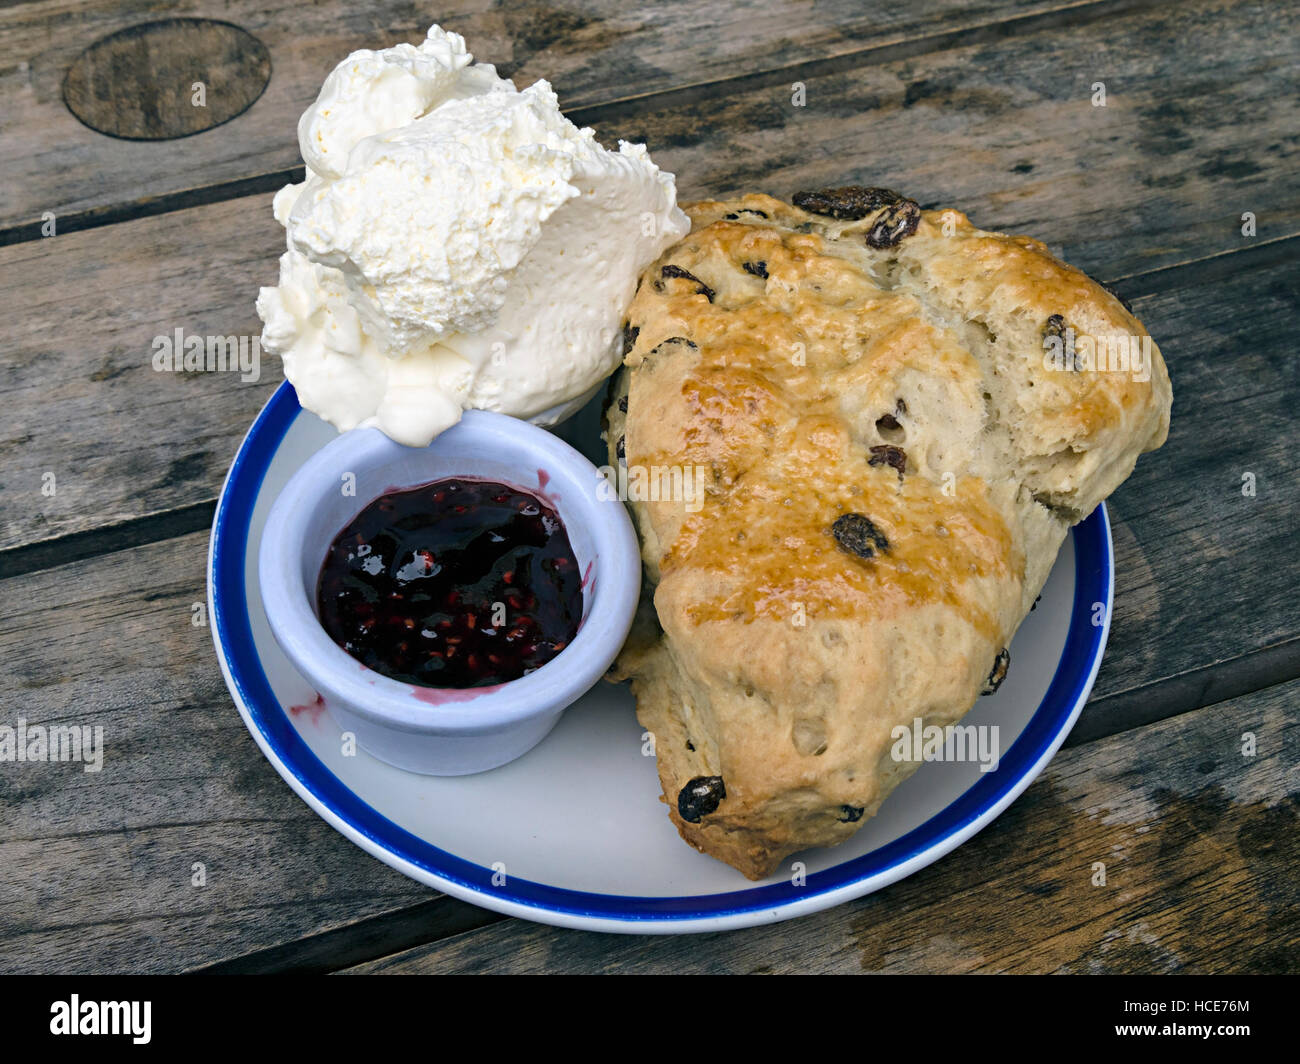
[258, 410, 640, 775]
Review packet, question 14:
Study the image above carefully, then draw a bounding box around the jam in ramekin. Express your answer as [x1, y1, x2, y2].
[317, 478, 582, 689]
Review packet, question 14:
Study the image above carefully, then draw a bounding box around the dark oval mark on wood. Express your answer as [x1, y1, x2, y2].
[63, 19, 271, 141]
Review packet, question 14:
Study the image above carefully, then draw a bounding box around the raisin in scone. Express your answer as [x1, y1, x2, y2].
[605, 188, 1171, 880]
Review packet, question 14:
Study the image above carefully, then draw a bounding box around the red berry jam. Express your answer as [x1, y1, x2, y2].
[317, 478, 582, 689]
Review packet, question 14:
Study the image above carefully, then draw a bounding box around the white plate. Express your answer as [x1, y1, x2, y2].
[209, 383, 1113, 933]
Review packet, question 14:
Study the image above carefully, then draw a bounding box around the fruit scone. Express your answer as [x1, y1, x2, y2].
[604, 187, 1172, 879]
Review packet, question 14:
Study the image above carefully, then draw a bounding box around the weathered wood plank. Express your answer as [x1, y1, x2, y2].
[1087, 240, 1300, 719]
[0, 0, 1092, 235]
[599, 0, 1298, 277]
[0, 530, 429, 974]
[344, 679, 1300, 974]
[0, 194, 285, 550]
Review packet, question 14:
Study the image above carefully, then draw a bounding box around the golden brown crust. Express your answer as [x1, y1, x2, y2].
[607, 191, 1171, 879]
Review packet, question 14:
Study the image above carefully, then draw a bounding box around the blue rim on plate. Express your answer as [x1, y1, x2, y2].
[210, 382, 1112, 930]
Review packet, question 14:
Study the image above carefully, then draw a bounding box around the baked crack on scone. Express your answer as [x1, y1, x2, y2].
[604, 188, 1172, 880]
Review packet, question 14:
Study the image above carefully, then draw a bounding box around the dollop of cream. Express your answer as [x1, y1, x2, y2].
[256, 24, 688, 447]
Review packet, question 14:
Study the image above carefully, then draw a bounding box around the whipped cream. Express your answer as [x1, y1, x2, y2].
[257, 24, 688, 447]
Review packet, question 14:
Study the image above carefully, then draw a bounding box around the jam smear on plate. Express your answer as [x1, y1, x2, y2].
[317, 478, 582, 689]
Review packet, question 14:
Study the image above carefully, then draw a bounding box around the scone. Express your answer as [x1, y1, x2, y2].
[605, 188, 1171, 880]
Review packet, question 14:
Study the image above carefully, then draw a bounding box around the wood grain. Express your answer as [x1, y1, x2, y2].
[1086, 241, 1300, 721]
[0, 0, 1098, 236]
[344, 678, 1300, 973]
[0, 530, 430, 974]
[589, 0, 1297, 279]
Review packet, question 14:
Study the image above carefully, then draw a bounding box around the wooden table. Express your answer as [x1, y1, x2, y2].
[1, 0, 1296, 974]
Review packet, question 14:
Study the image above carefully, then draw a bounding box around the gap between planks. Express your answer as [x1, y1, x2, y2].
[190, 897, 509, 975]
[0, 0, 1177, 248]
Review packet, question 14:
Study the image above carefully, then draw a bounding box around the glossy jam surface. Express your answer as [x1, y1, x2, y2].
[317, 478, 583, 689]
